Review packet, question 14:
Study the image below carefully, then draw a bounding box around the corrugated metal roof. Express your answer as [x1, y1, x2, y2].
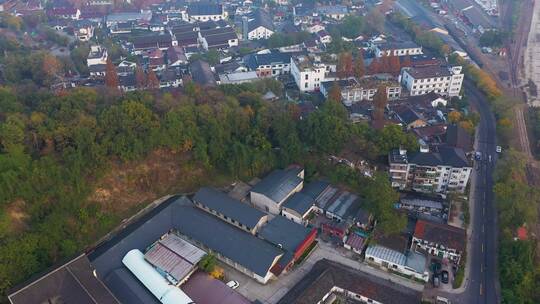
[259, 216, 312, 252]
[345, 233, 365, 250]
[326, 191, 358, 219]
[251, 169, 303, 203]
[122, 250, 193, 304]
[366, 245, 406, 266]
[144, 234, 205, 282]
[282, 192, 314, 216]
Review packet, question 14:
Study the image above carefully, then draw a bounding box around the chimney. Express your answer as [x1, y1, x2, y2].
[242, 16, 249, 41]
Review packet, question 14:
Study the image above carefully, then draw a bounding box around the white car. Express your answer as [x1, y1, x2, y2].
[496, 146, 502, 153]
[226, 280, 239, 289]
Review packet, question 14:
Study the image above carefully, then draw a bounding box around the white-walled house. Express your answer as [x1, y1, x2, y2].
[374, 41, 423, 57]
[290, 56, 326, 92]
[87, 45, 107, 67]
[187, 3, 227, 22]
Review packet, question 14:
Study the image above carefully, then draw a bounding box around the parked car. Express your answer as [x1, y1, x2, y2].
[496, 146, 502, 153]
[431, 259, 442, 274]
[226, 280, 239, 289]
[432, 274, 440, 287]
[436, 296, 451, 304]
[441, 270, 449, 284]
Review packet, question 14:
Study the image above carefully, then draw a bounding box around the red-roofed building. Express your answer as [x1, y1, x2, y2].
[517, 226, 528, 240]
[344, 233, 366, 254]
[412, 220, 466, 263]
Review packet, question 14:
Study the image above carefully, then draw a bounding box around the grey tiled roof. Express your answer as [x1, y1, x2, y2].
[193, 187, 266, 228]
[409, 146, 469, 167]
[251, 169, 303, 203]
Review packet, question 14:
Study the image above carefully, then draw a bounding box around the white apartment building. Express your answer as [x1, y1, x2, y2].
[291, 56, 326, 92]
[400, 65, 464, 97]
[388, 147, 472, 194]
[87, 45, 108, 67]
[320, 78, 401, 106]
[374, 41, 423, 57]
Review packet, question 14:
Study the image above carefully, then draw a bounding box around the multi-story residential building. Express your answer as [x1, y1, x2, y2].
[290, 55, 326, 92]
[374, 41, 423, 57]
[187, 3, 227, 22]
[412, 220, 466, 263]
[400, 65, 464, 97]
[320, 78, 402, 106]
[388, 146, 472, 193]
[87, 45, 107, 67]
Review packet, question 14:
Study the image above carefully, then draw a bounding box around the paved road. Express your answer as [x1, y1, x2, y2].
[441, 81, 500, 304]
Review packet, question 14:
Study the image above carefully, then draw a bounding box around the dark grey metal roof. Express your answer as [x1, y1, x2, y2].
[187, 3, 222, 16]
[259, 216, 312, 252]
[277, 259, 422, 304]
[104, 268, 160, 304]
[409, 146, 469, 167]
[248, 9, 274, 32]
[8, 255, 120, 304]
[193, 187, 266, 228]
[175, 203, 284, 277]
[251, 169, 303, 203]
[282, 192, 314, 216]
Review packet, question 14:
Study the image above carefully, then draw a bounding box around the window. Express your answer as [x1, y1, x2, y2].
[305, 74, 308, 80]
[304, 83, 308, 88]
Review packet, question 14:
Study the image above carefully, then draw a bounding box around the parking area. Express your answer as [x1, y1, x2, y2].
[424, 257, 458, 293]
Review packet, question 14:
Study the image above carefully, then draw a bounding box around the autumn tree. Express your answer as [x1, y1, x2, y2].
[354, 52, 365, 79]
[337, 52, 353, 79]
[369, 57, 382, 74]
[104, 58, 119, 89]
[135, 67, 146, 89]
[372, 85, 388, 121]
[41, 54, 62, 87]
[146, 69, 160, 90]
[448, 111, 462, 123]
[388, 54, 401, 76]
[329, 81, 342, 102]
[402, 55, 412, 68]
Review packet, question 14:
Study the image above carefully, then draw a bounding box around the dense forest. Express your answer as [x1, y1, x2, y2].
[494, 150, 540, 304]
[0, 79, 418, 298]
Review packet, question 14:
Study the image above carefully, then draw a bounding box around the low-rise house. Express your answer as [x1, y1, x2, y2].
[174, 31, 200, 48]
[146, 48, 166, 71]
[243, 10, 274, 40]
[365, 245, 429, 282]
[344, 232, 366, 254]
[218, 71, 259, 84]
[189, 60, 217, 87]
[106, 11, 152, 27]
[278, 259, 423, 304]
[388, 147, 472, 193]
[444, 124, 474, 152]
[400, 65, 464, 97]
[132, 34, 175, 53]
[87, 45, 107, 67]
[259, 216, 317, 275]
[316, 30, 332, 44]
[49, 6, 81, 20]
[187, 3, 227, 22]
[250, 167, 304, 215]
[119, 74, 136, 91]
[167, 46, 188, 67]
[73, 20, 95, 42]
[193, 187, 268, 235]
[391, 104, 428, 130]
[412, 219, 466, 263]
[159, 69, 182, 88]
[89, 64, 106, 77]
[374, 41, 423, 57]
[199, 27, 238, 50]
[245, 51, 292, 77]
[317, 5, 348, 20]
